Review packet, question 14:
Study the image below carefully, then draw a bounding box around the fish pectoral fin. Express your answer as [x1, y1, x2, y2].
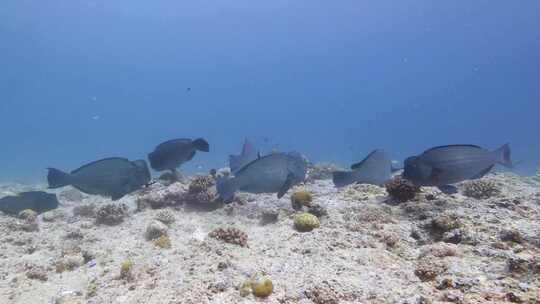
[277, 173, 295, 199]
[471, 165, 494, 180]
[438, 185, 458, 195]
[428, 167, 444, 184]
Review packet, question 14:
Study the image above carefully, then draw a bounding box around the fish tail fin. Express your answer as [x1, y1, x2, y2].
[193, 138, 209, 152]
[332, 171, 354, 188]
[216, 176, 237, 203]
[494, 143, 513, 168]
[47, 168, 71, 188]
[228, 155, 241, 174]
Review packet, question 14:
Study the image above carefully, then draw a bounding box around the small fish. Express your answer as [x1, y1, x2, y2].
[148, 138, 209, 172]
[47, 158, 151, 200]
[217, 152, 307, 202]
[0, 191, 59, 215]
[332, 149, 392, 187]
[229, 139, 259, 174]
[403, 144, 512, 191]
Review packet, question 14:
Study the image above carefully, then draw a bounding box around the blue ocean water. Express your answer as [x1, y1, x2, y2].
[1, 1, 539, 183]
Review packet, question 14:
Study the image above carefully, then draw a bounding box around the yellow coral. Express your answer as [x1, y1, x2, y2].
[291, 190, 312, 206]
[252, 277, 273, 298]
[153, 235, 172, 249]
[239, 280, 252, 297]
[291, 190, 313, 211]
[120, 259, 133, 279]
[294, 213, 320, 232]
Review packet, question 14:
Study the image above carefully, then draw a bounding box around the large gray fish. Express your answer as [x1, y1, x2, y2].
[332, 149, 392, 187]
[148, 138, 209, 172]
[0, 191, 59, 215]
[229, 139, 259, 174]
[47, 158, 151, 200]
[217, 151, 307, 202]
[403, 144, 512, 190]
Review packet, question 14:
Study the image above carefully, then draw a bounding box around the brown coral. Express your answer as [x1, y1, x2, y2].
[463, 180, 500, 199]
[209, 227, 248, 247]
[385, 176, 420, 202]
[95, 203, 128, 225]
[184, 175, 217, 204]
[290, 190, 312, 210]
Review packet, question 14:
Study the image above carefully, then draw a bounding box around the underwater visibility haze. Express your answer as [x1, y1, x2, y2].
[1, 0, 540, 182]
[4, 2, 540, 303]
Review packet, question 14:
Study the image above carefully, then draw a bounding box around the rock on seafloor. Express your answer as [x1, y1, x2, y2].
[0, 171, 540, 303]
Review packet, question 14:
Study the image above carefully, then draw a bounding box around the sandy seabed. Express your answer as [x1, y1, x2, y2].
[1, 169, 540, 304]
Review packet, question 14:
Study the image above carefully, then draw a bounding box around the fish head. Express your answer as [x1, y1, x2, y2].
[132, 160, 152, 186]
[403, 156, 432, 184]
[148, 151, 166, 171]
[287, 152, 308, 182]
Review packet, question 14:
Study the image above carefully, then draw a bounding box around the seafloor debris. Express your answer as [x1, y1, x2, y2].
[290, 190, 312, 210]
[209, 227, 248, 247]
[120, 259, 134, 280]
[500, 229, 524, 244]
[25, 266, 48, 281]
[343, 183, 386, 201]
[184, 175, 217, 204]
[385, 176, 420, 202]
[18, 209, 37, 221]
[42, 209, 67, 222]
[145, 220, 168, 240]
[72, 204, 96, 218]
[415, 258, 447, 281]
[463, 179, 500, 199]
[420, 243, 459, 258]
[154, 209, 175, 226]
[136, 183, 186, 210]
[294, 212, 320, 232]
[306, 162, 341, 182]
[95, 203, 127, 225]
[259, 208, 279, 225]
[431, 214, 462, 233]
[308, 204, 328, 218]
[55, 253, 85, 273]
[153, 235, 172, 249]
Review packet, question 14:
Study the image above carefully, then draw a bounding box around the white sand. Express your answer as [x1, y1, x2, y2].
[1, 171, 539, 304]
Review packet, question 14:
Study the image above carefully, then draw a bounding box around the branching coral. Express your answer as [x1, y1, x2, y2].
[184, 175, 217, 204]
[154, 209, 175, 226]
[385, 176, 420, 202]
[463, 180, 500, 199]
[95, 203, 127, 225]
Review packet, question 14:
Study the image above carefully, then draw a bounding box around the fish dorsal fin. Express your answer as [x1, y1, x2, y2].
[471, 165, 494, 179]
[241, 139, 255, 156]
[234, 153, 282, 175]
[156, 138, 191, 149]
[423, 145, 483, 155]
[350, 149, 386, 170]
[71, 157, 131, 174]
